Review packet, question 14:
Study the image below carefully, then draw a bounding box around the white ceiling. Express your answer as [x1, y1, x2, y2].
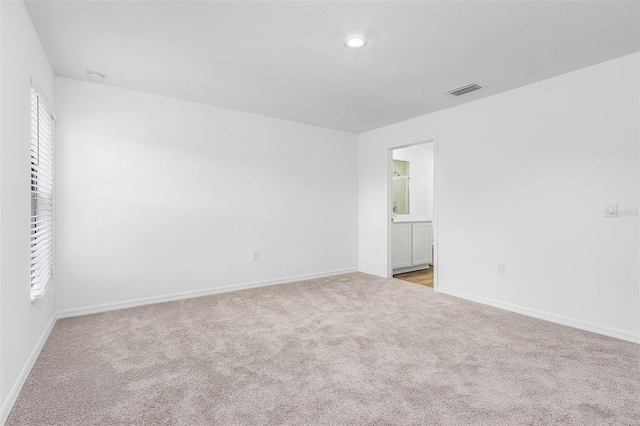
[25, 1, 639, 134]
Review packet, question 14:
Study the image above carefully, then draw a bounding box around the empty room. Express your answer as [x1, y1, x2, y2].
[1, 1, 639, 425]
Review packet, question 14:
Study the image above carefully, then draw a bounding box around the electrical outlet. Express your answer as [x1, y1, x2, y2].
[497, 263, 505, 274]
[252, 251, 260, 261]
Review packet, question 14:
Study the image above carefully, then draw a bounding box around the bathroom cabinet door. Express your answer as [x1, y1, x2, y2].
[392, 223, 412, 269]
[412, 222, 432, 266]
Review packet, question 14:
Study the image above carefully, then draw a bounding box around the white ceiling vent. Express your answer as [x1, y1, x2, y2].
[447, 83, 483, 96]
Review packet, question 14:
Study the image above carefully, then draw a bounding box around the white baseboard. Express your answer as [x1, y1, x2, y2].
[357, 268, 387, 278]
[436, 287, 640, 344]
[1, 313, 58, 425]
[57, 268, 358, 319]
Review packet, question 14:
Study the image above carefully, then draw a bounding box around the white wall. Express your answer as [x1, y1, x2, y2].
[392, 144, 433, 222]
[54, 77, 358, 313]
[0, 1, 57, 422]
[359, 53, 640, 342]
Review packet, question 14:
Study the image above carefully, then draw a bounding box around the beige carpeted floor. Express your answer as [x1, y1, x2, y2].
[7, 272, 640, 425]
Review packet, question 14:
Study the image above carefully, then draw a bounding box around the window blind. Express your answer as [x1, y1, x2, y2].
[30, 87, 55, 299]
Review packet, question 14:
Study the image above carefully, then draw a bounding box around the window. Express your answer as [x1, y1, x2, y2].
[30, 87, 55, 300]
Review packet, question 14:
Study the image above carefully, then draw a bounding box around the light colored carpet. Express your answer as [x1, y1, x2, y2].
[7, 272, 640, 425]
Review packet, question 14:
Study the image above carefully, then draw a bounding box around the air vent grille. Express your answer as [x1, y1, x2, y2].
[447, 83, 483, 96]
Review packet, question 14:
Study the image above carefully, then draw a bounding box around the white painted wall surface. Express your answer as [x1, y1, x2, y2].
[359, 53, 640, 342]
[54, 77, 358, 313]
[392, 144, 433, 222]
[0, 1, 57, 421]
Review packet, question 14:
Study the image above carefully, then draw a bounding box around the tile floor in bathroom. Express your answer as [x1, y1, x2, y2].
[393, 266, 433, 288]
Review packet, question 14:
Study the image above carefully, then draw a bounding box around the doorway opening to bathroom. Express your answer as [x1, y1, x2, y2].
[388, 141, 436, 289]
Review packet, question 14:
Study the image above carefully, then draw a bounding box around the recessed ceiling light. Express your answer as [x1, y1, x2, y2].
[344, 34, 367, 48]
[86, 71, 106, 81]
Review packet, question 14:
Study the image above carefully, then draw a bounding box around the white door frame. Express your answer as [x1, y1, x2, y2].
[387, 135, 439, 290]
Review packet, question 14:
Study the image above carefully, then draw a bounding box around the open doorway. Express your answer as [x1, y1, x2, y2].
[388, 142, 436, 288]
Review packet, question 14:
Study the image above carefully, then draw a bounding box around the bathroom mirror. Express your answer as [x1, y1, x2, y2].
[393, 160, 410, 214]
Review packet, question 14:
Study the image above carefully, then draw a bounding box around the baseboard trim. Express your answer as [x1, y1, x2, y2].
[436, 287, 640, 344]
[57, 268, 358, 319]
[357, 268, 386, 278]
[0, 313, 58, 425]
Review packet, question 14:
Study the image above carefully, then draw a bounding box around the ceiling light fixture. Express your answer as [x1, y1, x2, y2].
[344, 34, 367, 48]
[86, 70, 106, 81]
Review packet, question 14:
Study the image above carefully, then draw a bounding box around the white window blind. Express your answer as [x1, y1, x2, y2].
[30, 87, 55, 300]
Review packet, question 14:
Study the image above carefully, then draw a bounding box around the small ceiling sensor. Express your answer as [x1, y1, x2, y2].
[86, 71, 106, 81]
[344, 34, 367, 48]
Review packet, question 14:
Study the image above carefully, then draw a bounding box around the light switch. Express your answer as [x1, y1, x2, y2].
[605, 203, 618, 218]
